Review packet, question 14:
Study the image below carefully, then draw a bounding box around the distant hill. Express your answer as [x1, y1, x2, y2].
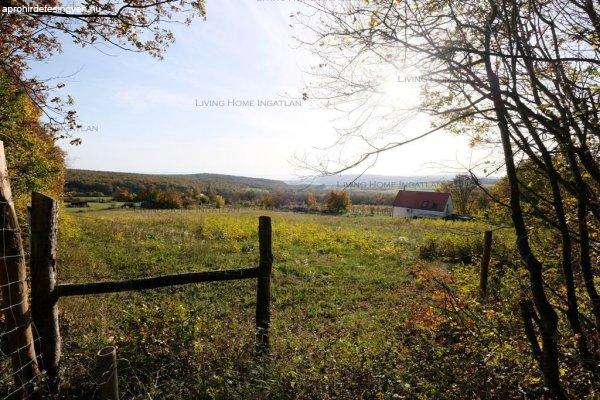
[65, 169, 289, 196]
[65, 170, 500, 198]
[287, 174, 499, 191]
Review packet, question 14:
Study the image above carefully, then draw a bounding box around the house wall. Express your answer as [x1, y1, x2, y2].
[392, 199, 452, 218]
[392, 207, 447, 218]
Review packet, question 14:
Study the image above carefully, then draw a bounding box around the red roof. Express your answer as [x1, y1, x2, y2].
[392, 190, 450, 211]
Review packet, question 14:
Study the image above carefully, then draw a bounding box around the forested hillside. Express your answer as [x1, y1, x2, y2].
[65, 169, 289, 197]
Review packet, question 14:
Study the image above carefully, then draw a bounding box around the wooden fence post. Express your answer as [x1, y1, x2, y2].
[0, 141, 40, 398]
[97, 346, 119, 400]
[255, 216, 272, 356]
[30, 192, 61, 395]
[479, 230, 493, 298]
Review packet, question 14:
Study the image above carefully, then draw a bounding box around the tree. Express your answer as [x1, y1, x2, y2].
[306, 191, 319, 210]
[297, 0, 600, 396]
[0, 70, 64, 214]
[437, 174, 478, 215]
[139, 189, 184, 209]
[260, 189, 290, 209]
[260, 194, 276, 209]
[198, 193, 209, 205]
[0, 0, 206, 137]
[113, 188, 136, 202]
[186, 187, 200, 201]
[213, 194, 225, 209]
[325, 191, 351, 214]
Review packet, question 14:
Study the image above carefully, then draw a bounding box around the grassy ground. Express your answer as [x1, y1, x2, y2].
[55, 209, 524, 399]
[64, 201, 127, 213]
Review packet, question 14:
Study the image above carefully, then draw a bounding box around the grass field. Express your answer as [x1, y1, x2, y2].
[55, 209, 536, 399]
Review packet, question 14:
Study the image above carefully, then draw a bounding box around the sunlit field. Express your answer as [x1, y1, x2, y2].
[52, 209, 577, 399]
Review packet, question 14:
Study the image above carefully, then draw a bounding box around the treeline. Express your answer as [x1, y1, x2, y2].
[436, 174, 492, 216]
[65, 169, 287, 198]
[66, 170, 501, 215]
[109, 185, 369, 214]
[66, 169, 397, 211]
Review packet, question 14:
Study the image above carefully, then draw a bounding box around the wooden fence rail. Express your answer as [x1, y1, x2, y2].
[28, 193, 273, 396]
[55, 267, 260, 297]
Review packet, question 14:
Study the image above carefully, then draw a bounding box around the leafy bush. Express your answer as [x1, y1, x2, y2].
[213, 194, 225, 208]
[113, 188, 136, 202]
[418, 228, 517, 265]
[418, 232, 483, 263]
[141, 189, 185, 209]
[400, 265, 599, 399]
[325, 191, 351, 214]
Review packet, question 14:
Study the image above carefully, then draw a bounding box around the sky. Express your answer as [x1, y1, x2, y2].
[28, 0, 498, 180]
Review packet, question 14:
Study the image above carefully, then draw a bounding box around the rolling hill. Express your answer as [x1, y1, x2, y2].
[65, 169, 290, 196]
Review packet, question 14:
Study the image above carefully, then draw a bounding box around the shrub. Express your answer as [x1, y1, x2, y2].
[306, 191, 319, 211]
[418, 237, 438, 260]
[198, 193, 209, 204]
[113, 188, 136, 202]
[417, 228, 518, 266]
[141, 189, 184, 209]
[418, 232, 482, 263]
[260, 189, 290, 209]
[213, 194, 225, 209]
[325, 191, 351, 214]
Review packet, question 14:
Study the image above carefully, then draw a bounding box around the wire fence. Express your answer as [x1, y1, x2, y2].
[0, 200, 36, 399]
[1, 157, 275, 399]
[0, 142, 51, 399]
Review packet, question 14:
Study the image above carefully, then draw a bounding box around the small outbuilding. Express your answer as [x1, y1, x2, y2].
[392, 190, 452, 218]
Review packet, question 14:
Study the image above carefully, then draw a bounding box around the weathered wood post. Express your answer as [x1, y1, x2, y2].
[255, 216, 273, 356]
[0, 141, 40, 399]
[97, 346, 119, 400]
[30, 192, 61, 395]
[479, 230, 493, 297]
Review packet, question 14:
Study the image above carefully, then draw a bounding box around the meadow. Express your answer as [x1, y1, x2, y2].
[55, 209, 553, 399]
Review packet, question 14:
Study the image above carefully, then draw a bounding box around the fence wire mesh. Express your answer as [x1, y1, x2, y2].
[0, 176, 49, 398]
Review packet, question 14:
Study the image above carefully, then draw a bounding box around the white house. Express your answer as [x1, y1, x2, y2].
[392, 190, 453, 218]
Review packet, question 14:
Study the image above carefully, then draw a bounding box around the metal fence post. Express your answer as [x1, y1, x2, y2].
[255, 216, 272, 356]
[97, 346, 119, 400]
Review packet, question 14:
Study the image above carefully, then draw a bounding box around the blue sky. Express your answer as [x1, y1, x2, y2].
[28, 0, 494, 179]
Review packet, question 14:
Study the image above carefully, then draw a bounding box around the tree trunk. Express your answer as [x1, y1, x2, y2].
[483, 7, 565, 397]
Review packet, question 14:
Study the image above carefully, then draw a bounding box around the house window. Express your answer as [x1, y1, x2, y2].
[432, 202, 438, 210]
[421, 200, 429, 208]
